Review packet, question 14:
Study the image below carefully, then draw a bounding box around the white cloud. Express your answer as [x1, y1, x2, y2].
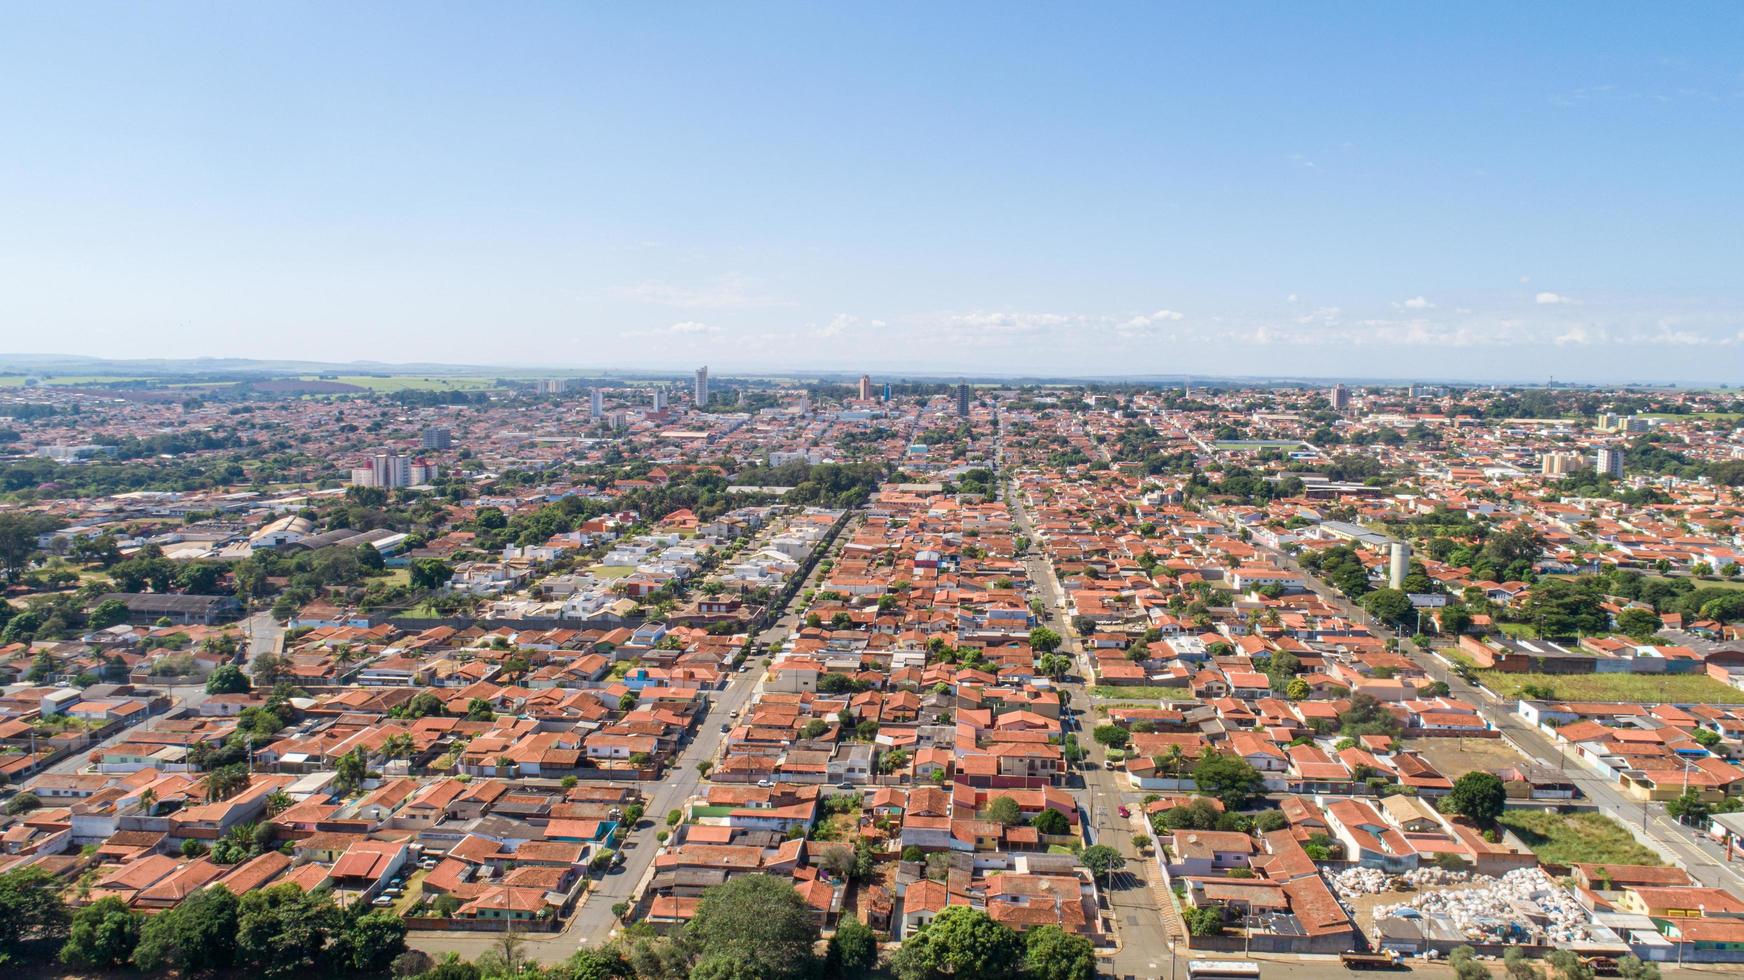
[1402, 296, 1433, 310]
[812, 314, 885, 338]
[1535, 291, 1574, 305]
[1295, 306, 1342, 325]
[620, 273, 794, 310]
[1119, 309, 1185, 330]
[935, 311, 1082, 334]
[620, 320, 722, 339]
[1286, 293, 1299, 303]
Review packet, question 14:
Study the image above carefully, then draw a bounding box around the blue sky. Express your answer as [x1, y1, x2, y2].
[1, 3, 1741, 382]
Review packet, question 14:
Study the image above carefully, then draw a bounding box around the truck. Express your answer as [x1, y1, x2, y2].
[1340, 950, 1405, 970]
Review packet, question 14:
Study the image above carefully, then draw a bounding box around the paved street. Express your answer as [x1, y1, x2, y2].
[1007, 474, 1178, 979]
[1242, 535, 1744, 896]
[409, 517, 851, 964]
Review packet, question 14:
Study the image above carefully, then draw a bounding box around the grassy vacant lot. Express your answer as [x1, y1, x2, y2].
[1091, 685, 1189, 700]
[1497, 810, 1662, 867]
[1478, 670, 1744, 704]
[589, 564, 635, 579]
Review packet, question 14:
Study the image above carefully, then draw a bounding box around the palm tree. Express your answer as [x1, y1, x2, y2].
[136, 787, 158, 816]
[265, 789, 293, 816]
[1164, 745, 1188, 779]
[203, 766, 248, 803]
[382, 732, 415, 761]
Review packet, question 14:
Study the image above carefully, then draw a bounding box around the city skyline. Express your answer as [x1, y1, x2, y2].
[2, 3, 1741, 381]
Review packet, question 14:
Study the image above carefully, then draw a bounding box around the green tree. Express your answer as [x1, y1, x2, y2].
[1503, 946, 1538, 980]
[1547, 948, 1595, 980]
[206, 663, 251, 695]
[1183, 905, 1224, 937]
[1442, 771, 1506, 826]
[1439, 604, 1474, 636]
[1616, 607, 1663, 641]
[235, 883, 341, 977]
[405, 690, 447, 719]
[1028, 626, 1062, 654]
[1031, 807, 1070, 836]
[1667, 788, 1712, 826]
[87, 598, 131, 631]
[1024, 924, 1095, 980]
[891, 905, 1023, 980]
[1079, 844, 1125, 886]
[1617, 953, 1661, 980]
[0, 512, 53, 584]
[0, 865, 69, 965]
[983, 795, 1022, 827]
[333, 746, 368, 796]
[1190, 752, 1265, 809]
[332, 908, 407, 973]
[691, 951, 764, 980]
[132, 884, 239, 972]
[824, 915, 879, 978]
[1448, 945, 1489, 980]
[685, 874, 821, 980]
[1091, 724, 1130, 749]
[1338, 692, 1401, 738]
[564, 945, 634, 980]
[355, 542, 386, 571]
[409, 557, 453, 590]
[1361, 588, 1414, 626]
[59, 896, 142, 969]
[5, 791, 42, 815]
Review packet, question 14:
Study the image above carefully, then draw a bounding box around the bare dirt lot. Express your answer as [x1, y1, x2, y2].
[1404, 735, 1531, 777]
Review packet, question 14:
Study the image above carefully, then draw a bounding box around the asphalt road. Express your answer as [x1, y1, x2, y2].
[409, 517, 852, 965]
[1008, 479, 1177, 979]
[37, 611, 282, 778]
[1239, 537, 1744, 896]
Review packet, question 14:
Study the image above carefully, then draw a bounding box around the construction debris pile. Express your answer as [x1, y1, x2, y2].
[1330, 865, 1473, 900]
[1372, 868, 1591, 945]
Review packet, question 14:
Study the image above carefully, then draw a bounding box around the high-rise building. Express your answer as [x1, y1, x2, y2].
[857, 374, 872, 400]
[538, 378, 572, 395]
[694, 366, 709, 408]
[1540, 452, 1580, 477]
[1388, 541, 1411, 590]
[652, 387, 667, 411]
[882, 382, 892, 402]
[956, 382, 970, 417]
[1329, 383, 1351, 410]
[351, 451, 437, 489]
[1596, 447, 1625, 479]
[589, 388, 604, 419]
[421, 427, 451, 450]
